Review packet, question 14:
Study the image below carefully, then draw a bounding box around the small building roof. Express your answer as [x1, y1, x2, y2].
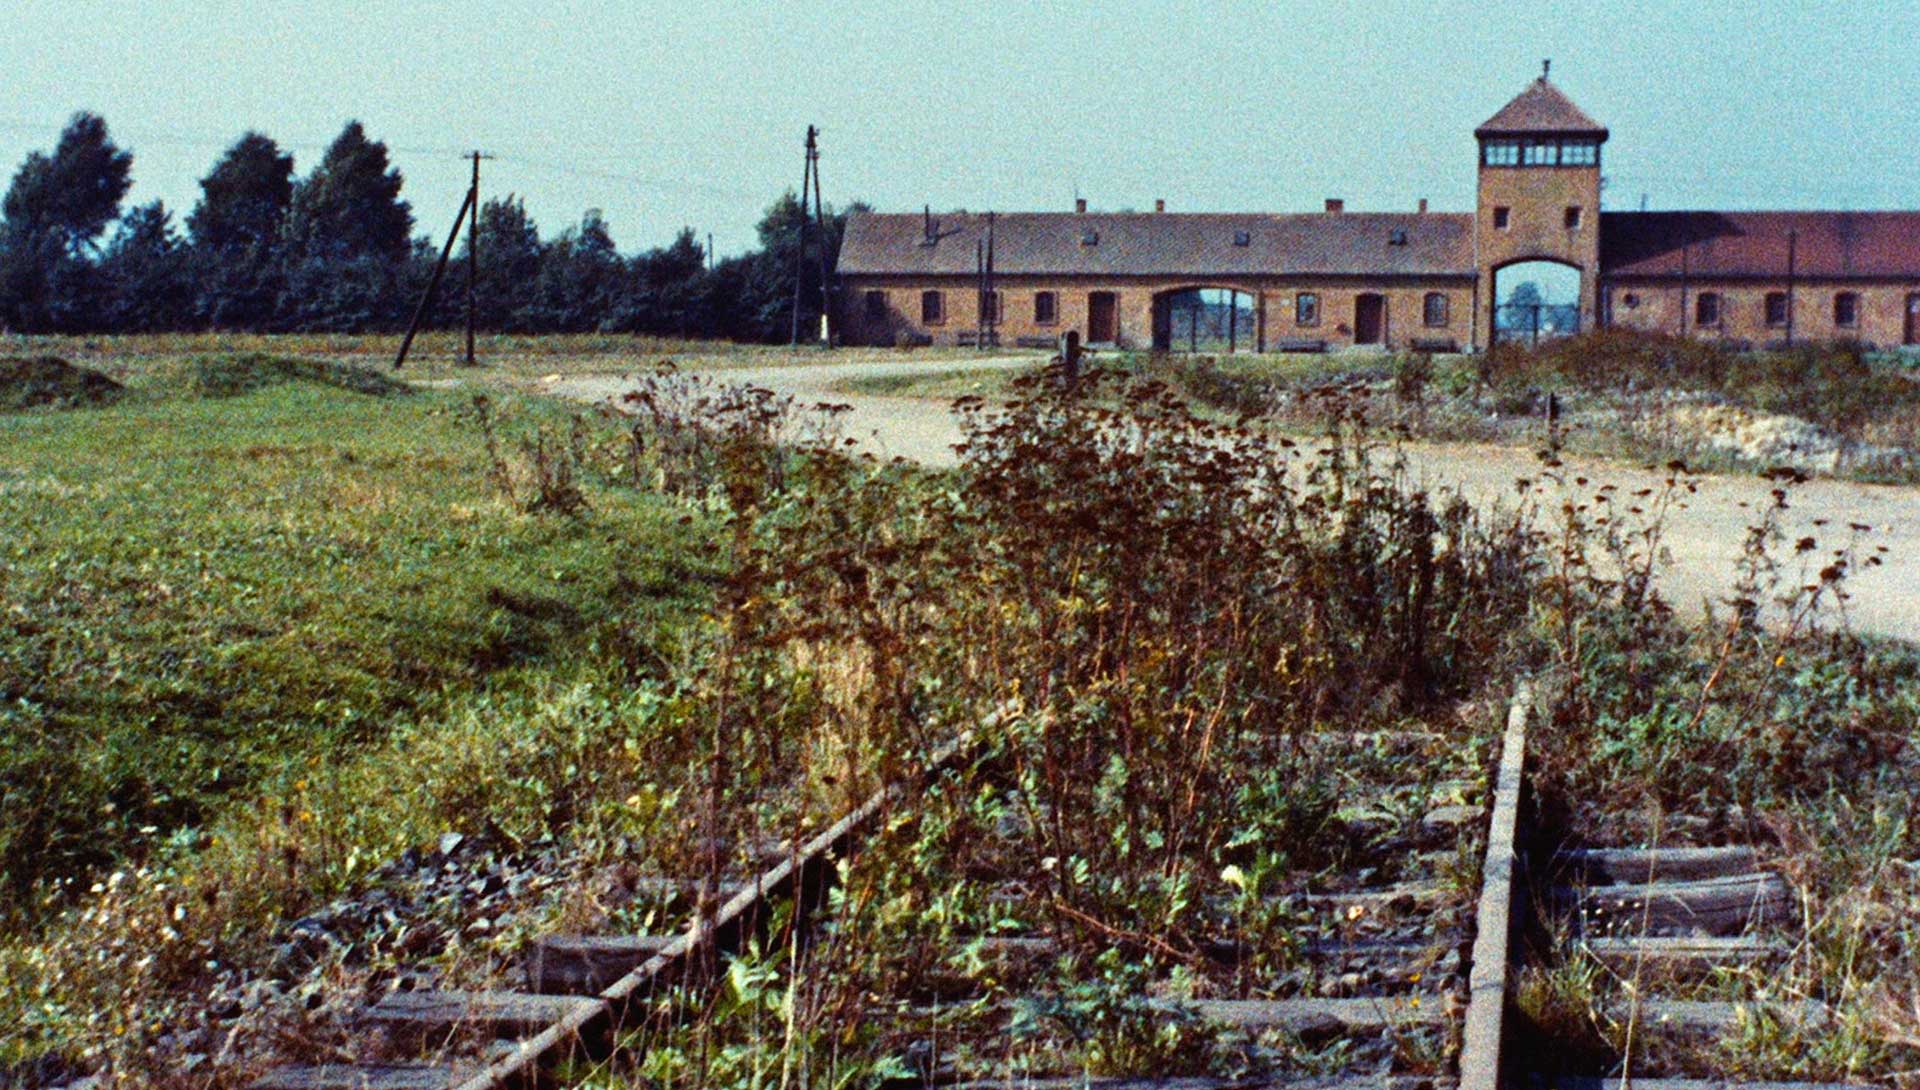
[1475, 78, 1608, 139]
[1601, 210, 1920, 279]
[836, 211, 1475, 279]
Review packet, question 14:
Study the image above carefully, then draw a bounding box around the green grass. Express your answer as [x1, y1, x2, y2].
[0, 365, 717, 904]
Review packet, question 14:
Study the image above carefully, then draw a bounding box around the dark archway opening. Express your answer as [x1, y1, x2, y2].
[1493, 261, 1582, 345]
[1153, 288, 1256, 352]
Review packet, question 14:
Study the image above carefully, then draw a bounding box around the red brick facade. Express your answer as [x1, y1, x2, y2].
[835, 77, 1920, 353]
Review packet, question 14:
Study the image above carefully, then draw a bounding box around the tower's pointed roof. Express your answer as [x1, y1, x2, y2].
[1476, 77, 1608, 139]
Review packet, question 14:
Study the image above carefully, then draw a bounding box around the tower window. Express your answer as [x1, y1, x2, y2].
[1560, 141, 1599, 166]
[1564, 206, 1583, 229]
[1493, 207, 1511, 230]
[1522, 140, 1560, 166]
[1423, 292, 1449, 328]
[1296, 292, 1320, 326]
[1035, 290, 1058, 324]
[1482, 140, 1521, 166]
[1765, 292, 1789, 327]
[1696, 292, 1721, 326]
[864, 290, 887, 322]
[1834, 291, 1859, 327]
[921, 290, 945, 324]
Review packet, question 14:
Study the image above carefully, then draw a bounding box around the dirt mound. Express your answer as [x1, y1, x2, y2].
[0, 356, 124, 412]
[186, 353, 412, 399]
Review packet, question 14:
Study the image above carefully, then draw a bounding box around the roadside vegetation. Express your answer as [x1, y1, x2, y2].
[843, 332, 1920, 483]
[0, 342, 1913, 1087]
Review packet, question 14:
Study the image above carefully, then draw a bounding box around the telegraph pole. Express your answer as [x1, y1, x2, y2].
[464, 151, 494, 367]
[788, 126, 832, 346]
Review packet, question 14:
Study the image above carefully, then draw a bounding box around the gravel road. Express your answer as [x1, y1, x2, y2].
[555, 357, 1918, 644]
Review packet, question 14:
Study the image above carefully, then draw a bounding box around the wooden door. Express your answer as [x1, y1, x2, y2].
[1088, 292, 1118, 343]
[1908, 293, 1920, 346]
[1354, 293, 1386, 345]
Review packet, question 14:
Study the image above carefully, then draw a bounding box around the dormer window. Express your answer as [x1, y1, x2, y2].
[1233, 230, 1251, 247]
[1081, 229, 1099, 246]
[1388, 228, 1409, 246]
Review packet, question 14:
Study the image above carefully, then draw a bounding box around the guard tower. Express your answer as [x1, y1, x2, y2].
[1474, 67, 1608, 348]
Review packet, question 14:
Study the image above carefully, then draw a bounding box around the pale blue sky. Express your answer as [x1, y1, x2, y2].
[1, 1, 1914, 257]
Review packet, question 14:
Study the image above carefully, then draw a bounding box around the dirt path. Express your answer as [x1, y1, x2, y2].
[556, 357, 1919, 644]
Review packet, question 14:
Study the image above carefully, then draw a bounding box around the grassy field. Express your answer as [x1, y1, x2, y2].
[0, 331, 994, 391]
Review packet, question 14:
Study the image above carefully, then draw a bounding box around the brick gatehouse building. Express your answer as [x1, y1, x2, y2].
[834, 74, 1920, 352]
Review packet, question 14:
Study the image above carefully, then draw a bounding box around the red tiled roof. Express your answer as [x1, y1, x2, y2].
[1475, 78, 1608, 138]
[1601, 211, 1920, 279]
[836, 211, 1475, 279]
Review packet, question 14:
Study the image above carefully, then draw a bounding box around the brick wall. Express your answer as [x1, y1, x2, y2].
[841, 276, 1476, 352]
[1604, 278, 1920, 349]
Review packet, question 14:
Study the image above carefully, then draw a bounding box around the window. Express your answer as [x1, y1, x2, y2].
[980, 291, 1001, 323]
[1522, 140, 1559, 166]
[1388, 228, 1409, 246]
[1482, 140, 1520, 166]
[863, 290, 887, 322]
[1035, 290, 1058, 325]
[921, 290, 944, 324]
[1233, 230, 1251, 247]
[1564, 206, 1583, 229]
[1560, 140, 1599, 166]
[1296, 292, 1320, 326]
[1423, 292, 1449, 328]
[1622, 292, 1641, 309]
[1834, 291, 1859, 327]
[1695, 292, 1721, 326]
[1765, 291, 1789, 327]
[1081, 229, 1099, 246]
[1493, 206, 1511, 230]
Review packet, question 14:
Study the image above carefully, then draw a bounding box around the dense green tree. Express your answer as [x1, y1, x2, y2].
[187, 133, 294, 254]
[2, 113, 133, 255]
[99, 200, 192, 331]
[282, 121, 412, 263]
[0, 113, 133, 331]
[464, 195, 544, 331]
[187, 133, 295, 329]
[607, 227, 708, 335]
[523, 210, 624, 332]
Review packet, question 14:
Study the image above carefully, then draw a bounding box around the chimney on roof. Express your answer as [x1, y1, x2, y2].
[1418, 198, 1428, 214]
[1325, 198, 1344, 214]
[1075, 198, 1088, 214]
[1154, 199, 1165, 213]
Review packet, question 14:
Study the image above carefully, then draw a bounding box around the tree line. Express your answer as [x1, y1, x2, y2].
[0, 112, 858, 340]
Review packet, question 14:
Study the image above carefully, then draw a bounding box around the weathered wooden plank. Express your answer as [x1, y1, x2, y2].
[1569, 872, 1791, 936]
[1553, 1080, 1873, 1090]
[1602, 997, 1828, 1035]
[1583, 934, 1787, 973]
[1459, 685, 1528, 1090]
[1192, 995, 1448, 1040]
[252, 1066, 472, 1090]
[1560, 846, 1760, 884]
[526, 934, 678, 995]
[944, 1079, 1458, 1090]
[365, 990, 599, 1045]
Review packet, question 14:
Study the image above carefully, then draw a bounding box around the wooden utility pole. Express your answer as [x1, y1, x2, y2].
[461, 152, 495, 366]
[787, 126, 833, 346]
[394, 183, 477, 370]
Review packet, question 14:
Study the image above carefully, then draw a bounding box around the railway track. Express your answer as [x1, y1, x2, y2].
[244, 688, 1898, 1090]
